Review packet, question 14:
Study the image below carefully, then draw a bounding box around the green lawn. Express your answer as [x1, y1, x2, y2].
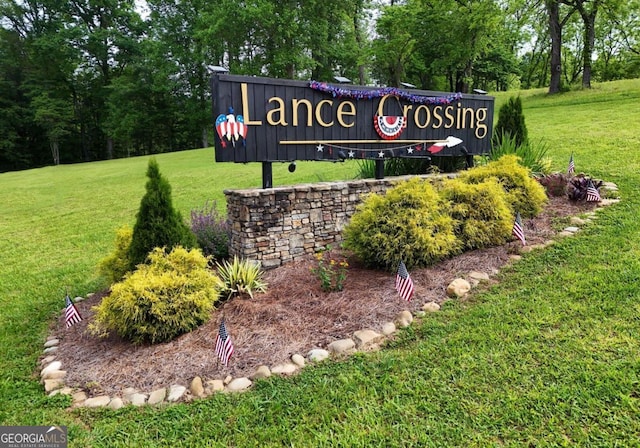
[1, 79, 640, 447]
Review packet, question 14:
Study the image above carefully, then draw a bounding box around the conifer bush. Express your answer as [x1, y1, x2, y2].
[98, 225, 133, 283]
[128, 158, 197, 270]
[457, 154, 548, 218]
[342, 178, 460, 270]
[90, 246, 223, 344]
[440, 178, 514, 250]
[493, 96, 528, 147]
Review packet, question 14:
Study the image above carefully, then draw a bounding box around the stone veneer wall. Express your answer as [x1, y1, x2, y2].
[224, 174, 447, 269]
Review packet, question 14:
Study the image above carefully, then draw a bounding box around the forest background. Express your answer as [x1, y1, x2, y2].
[1, 0, 639, 172]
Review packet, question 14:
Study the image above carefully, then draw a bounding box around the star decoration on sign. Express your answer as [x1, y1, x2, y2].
[348, 150, 355, 158]
[407, 147, 414, 154]
[316, 144, 324, 152]
[378, 151, 385, 158]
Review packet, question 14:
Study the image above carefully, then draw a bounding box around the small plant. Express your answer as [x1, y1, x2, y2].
[190, 201, 230, 261]
[98, 225, 133, 283]
[536, 172, 571, 197]
[311, 247, 349, 292]
[215, 256, 267, 300]
[567, 174, 603, 201]
[493, 96, 528, 148]
[90, 246, 223, 344]
[489, 132, 551, 175]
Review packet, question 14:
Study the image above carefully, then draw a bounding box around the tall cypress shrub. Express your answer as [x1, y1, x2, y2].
[493, 96, 528, 147]
[128, 158, 197, 269]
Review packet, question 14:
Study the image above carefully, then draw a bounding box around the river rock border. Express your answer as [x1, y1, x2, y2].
[38, 184, 620, 409]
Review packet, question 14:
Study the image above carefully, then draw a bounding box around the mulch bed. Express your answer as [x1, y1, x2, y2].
[50, 196, 597, 397]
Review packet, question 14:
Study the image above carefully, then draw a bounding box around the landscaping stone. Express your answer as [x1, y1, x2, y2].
[108, 398, 124, 410]
[148, 388, 166, 405]
[468, 271, 489, 281]
[570, 216, 587, 225]
[83, 396, 111, 408]
[72, 391, 87, 403]
[422, 302, 441, 312]
[381, 322, 396, 335]
[353, 329, 383, 349]
[307, 349, 330, 363]
[40, 356, 56, 366]
[327, 338, 355, 355]
[167, 385, 187, 402]
[43, 346, 58, 354]
[271, 363, 297, 375]
[223, 375, 233, 385]
[447, 278, 471, 298]
[130, 393, 147, 406]
[44, 379, 64, 392]
[291, 354, 306, 367]
[252, 365, 272, 379]
[190, 376, 204, 397]
[42, 370, 66, 380]
[41, 361, 62, 377]
[564, 226, 580, 233]
[205, 380, 225, 394]
[49, 387, 73, 397]
[226, 377, 252, 392]
[395, 310, 413, 328]
[44, 339, 59, 348]
[558, 231, 574, 237]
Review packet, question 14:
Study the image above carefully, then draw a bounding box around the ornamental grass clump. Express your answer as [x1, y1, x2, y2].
[457, 154, 548, 218]
[440, 178, 514, 250]
[90, 246, 223, 344]
[342, 177, 460, 271]
[215, 256, 267, 300]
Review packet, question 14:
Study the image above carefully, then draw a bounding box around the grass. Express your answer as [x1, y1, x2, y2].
[2, 78, 640, 446]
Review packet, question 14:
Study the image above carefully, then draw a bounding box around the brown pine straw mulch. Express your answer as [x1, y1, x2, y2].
[50, 197, 597, 397]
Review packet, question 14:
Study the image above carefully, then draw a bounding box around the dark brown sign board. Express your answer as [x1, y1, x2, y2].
[211, 74, 494, 186]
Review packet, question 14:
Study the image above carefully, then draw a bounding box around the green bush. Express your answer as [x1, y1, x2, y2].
[215, 256, 268, 300]
[98, 225, 133, 283]
[90, 246, 223, 344]
[457, 155, 548, 218]
[190, 201, 230, 261]
[128, 158, 197, 270]
[493, 96, 528, 147]
[440, 178, 514, 250]
[342, 177, 461, 270]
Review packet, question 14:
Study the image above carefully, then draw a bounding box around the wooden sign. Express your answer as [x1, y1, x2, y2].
[211, 74, 494, 164]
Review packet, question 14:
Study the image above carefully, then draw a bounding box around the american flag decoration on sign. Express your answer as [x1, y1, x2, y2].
[567, 153, 575, 175]
[586, 179, 601, 202]
[395, 260, 415, 302]
[64, 294, 82, 328]
[512, 212, 526, 246]
[215, 318, 234, 367]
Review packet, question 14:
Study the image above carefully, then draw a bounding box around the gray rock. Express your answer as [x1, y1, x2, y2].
[43, 346, 58, 354]
[148, 388, 167, 405]
[327, 338, 355, 355]
[468, 271, 489, 281]
[130, 393, 147, 406]
[252, 365, 272, 379]
[167, 385, 187, 402]
[41, 361, 62, 377]
[307, 349, 330, 363]
[226, 377, 252, 392]
[564, 226, 580, 233]
[40, 355, 56, 366]
[44, 339, 59, 348]
[42, 370, 66, 380]
[108, 398, 124, 410]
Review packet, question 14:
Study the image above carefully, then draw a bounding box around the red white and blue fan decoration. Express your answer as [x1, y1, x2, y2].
[374, 114, 407, 140]
[216, 107, 247, 148]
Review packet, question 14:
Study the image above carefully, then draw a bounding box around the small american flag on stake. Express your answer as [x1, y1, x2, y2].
[512, 212, 526, 246]
[567, 153, 575, 175]
[586, 179, 601, 202]
[64, 294, 82, 328]
[395, 260, 415, 302]
[215, 318, 234, 366]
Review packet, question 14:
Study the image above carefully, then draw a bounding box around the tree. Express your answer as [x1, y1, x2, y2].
[128, 158, 197, 269]
[545, 0, 577, 93]
[493, 96, 528, 147]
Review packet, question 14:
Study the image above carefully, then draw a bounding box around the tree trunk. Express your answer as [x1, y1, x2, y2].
[51, 140, 60, 165]
[201, 127, 209, 148]
[580, 8, 597, 88]
[547, 0, 563, 94]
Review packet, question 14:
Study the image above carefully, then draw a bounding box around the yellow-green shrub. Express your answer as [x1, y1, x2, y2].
[98, 225, 133, 283]
[457, 154, 547, 218]
[440, 178, 514, 250]
[90, 246, 223, 344]
[342, 177, 460, 270]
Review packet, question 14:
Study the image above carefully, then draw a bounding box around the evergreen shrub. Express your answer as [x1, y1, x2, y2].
[98, 225, 133, 283]
[457, 155, 547, 218]
[440, 178, 514, 250]
[342, 177, 460, 270]
[493, 96, 528, 147]
[128, 158, 197, 270]
[90, 246, 223, 344]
